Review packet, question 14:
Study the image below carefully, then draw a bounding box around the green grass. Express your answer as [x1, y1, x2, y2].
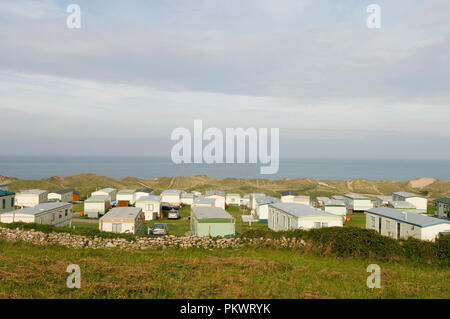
[71, 222, 99, 230]
[344, 213, 366, 228]
[0, 239, 448, 299]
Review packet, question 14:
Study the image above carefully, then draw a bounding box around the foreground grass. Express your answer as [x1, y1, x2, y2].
[0, 240, 448, 299]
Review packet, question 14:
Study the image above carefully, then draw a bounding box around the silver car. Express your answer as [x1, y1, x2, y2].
[167, 209, 180, 219]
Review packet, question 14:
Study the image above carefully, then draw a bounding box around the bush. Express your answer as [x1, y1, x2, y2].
[241, 226, 450, 265]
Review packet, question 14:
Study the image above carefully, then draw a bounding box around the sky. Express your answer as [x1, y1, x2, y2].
[0, 0, 449, 159]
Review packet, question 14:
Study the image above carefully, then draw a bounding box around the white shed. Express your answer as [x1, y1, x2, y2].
[15, 189, 48, 208]
[205, 190, 226, 209]
[343, 194, 372, 212]
[226, 193, 241, 206]
[91, 188, 117, 201]
[99, 207, 144, 234]
[48, 189, 73, 203]
[84, 195, 111, 218]
[0, 202, 72, 227]
[365, 207, 450, 241]
[268, 203, 343, 231]
[392, 192, 427, 212]
[135, 195, 161, 221]
[255, 196, 280, 222]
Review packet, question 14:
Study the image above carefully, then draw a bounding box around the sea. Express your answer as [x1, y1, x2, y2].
[0, 156, 449, 181]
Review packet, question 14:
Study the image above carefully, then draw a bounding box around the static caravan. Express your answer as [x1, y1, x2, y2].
[0, 190, 15, 213]
[241, 194, 250, 207]
[91, 188, 117, 202]
[255, 196, 280, 222]
[249, 193, 266, 210]
[392, 192, 427, 211]
[293, 196, 310, 206]
[365, 207, 450, 241]
[161, 189, 182, 208]
[226, 193, 241, 206]
[332, 195, 345, 201]
[190, 206, 235, 237]
[181, 193, 194, 205]
[268, 203, 343, 232]
[322, 199, 346, 221]
[388, 201, 417, 211]
[280, 191, 299, 203]
[135, 188, 154, 201]
[48, 189, 73, 203]
[15, 189, 48, 208]
[375, 196, 392, 207]
[343, 194, 372, 213]
[117, 189, 136, 206]
[84, 195, 111, 218]
[191, 191, 202, 198]
[205, 190, 226, 209]
[192, 196, 216, 208]
[0, 202, 72, 227]
[314, 197, 329, 207]
[0, 185, 8, 191]
[135, 195, 161, 221]
[99, 207, 144, 234]
[435, 198, 450, 219]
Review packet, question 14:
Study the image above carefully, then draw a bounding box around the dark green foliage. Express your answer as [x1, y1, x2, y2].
[242, 227, 450, 266]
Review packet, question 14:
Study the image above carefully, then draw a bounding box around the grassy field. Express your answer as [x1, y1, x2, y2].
[0, 239, 448, 299]
[141, 205, 267, 236]
[344, 213, 366, 228]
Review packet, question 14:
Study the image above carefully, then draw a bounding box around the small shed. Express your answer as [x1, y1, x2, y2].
[84, 195, 111, 218]
[190, 206, 235, 237]
[135, 195, 161, 221]
[0, 202, 72, 227]
[0, 190, 15, 213]
[99, 207, 144, 234]
[15, 189, 48, 208]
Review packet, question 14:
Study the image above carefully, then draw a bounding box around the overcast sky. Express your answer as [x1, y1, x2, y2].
[0, 0, 449, 159]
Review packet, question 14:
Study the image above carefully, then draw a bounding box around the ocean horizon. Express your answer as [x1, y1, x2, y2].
[0, 156, 449, 181]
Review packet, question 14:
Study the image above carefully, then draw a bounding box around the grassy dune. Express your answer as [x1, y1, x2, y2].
[1, 174, 449, 200]
[0, 240, 448, 299]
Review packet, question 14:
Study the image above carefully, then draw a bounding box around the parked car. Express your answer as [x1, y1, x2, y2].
[150, 223, 168, 236]
[168, 209, 180, 219]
